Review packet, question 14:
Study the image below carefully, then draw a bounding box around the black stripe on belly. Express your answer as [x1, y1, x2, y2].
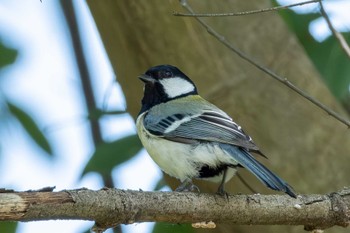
[198, 164, 238, 178]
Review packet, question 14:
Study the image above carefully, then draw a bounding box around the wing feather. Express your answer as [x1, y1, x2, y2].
[144, 109, 259, 151]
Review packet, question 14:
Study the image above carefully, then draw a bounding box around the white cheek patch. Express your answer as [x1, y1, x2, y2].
[159, 77, 195, 98]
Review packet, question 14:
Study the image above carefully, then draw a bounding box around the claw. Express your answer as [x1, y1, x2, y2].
[216, 185, 227, 196]
[189, 184, 200, 193]
[175, 179, 200, 193]
[216, 189, 229, 200]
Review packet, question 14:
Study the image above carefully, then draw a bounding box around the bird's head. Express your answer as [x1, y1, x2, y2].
[138, 65, 198, 113]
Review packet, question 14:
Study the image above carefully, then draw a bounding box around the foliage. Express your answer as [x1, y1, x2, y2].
[6, 101, 52, 155]
[1, 41, 52, 156]
[0, 222, 17, 233]
[0, 41, 17, 68]
[152, 222, 194, 233]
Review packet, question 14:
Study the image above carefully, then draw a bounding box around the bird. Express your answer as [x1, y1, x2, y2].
[136, 64, 296, 198]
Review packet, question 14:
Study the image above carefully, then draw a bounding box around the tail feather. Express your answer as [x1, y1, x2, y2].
[220, 144, 296, 198]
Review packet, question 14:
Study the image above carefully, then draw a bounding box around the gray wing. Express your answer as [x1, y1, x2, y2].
[144, 110, 259, 151]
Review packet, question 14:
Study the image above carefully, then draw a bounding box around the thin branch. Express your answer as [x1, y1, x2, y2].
[60, 0, 103, 144]
[178, 0, 350, 128]
[0, 188, 349, 232]
[174, 0, 319, 17]
[319, 0, 350, 59]
[236, 173, 258, 194]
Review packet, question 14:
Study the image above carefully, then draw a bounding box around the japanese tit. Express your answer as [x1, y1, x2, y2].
[136, 64, 296, 198]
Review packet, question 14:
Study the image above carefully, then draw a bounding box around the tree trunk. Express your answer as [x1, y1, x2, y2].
[87, 0, 350, 232]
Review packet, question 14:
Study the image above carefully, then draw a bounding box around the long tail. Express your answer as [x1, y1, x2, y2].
[220, 143, 297, 198]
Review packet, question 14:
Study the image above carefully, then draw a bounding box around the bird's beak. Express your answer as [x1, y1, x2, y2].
[138, 74, 155, 83]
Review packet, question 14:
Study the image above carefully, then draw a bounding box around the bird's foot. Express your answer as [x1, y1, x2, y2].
[216, 184, 229, 199]
[175, 179, 200, 193]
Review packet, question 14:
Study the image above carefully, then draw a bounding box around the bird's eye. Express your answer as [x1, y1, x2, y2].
[164, 70, 172, 78]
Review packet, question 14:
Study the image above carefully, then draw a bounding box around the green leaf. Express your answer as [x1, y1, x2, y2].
[0, 41, 17, 69]
[7, 101, 52, 155]
[152, 222, 194, 233]
[0, 222, 18, 233]
[83, 134, 143, 177]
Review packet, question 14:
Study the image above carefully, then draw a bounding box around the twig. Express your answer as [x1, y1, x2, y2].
[236, 173, 258, 194]
[179, 0, 350, 128]
[319, 0, 350, 59]
[174, 0, 319, 17]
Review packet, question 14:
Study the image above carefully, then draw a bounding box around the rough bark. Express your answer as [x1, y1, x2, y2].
[0, 188, 349, 232]
[86, 0, 350, 232]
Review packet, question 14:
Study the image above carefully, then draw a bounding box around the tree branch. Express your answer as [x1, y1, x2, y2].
[0, 188, 349, 232]
[174, 0, 318, 17]
[319, 0, 350, 60]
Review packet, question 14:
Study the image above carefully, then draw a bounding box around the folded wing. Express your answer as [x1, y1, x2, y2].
[144, 110, 260, 151]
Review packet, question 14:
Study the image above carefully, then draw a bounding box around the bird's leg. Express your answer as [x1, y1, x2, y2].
[216, 168, 228, 197]
[175, 178, 200, 192]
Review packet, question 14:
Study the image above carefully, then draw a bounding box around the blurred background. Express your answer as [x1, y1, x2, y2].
[0, 0, 349, 233]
